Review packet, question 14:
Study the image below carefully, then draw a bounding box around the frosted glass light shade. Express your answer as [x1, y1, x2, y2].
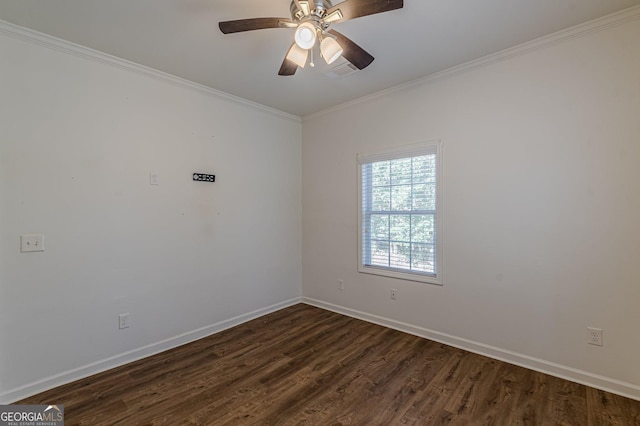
[321, 37, 343, 64]
[295, 22, 317, 49]
[287, 43, 308, 68]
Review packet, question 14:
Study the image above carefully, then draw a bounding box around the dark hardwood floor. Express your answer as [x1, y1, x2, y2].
[19, 304, 640, 425]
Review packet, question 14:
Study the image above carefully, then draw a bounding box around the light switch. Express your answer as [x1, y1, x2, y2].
[21, 234, 45, 252]
[150, 172, 159, 185]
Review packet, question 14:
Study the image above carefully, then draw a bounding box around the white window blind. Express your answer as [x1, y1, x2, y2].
[358, 141, 442, 284]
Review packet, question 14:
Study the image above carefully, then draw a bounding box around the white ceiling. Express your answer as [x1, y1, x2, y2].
[1, 0, 639, 116]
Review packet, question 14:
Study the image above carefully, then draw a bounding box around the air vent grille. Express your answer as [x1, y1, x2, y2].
[326, 62, 358, 78]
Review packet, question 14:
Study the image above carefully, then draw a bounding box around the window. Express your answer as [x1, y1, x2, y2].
[358, 141, 443, 284]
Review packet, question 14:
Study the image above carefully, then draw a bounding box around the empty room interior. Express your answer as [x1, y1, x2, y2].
[1, 0, 640, 424]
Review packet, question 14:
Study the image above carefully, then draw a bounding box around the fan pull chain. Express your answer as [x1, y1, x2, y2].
[310, 46, 315, 67]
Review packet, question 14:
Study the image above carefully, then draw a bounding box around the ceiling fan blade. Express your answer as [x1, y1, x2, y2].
[219, 17, 295, 34]
[325, 0, 403, 23]
[278, 58, 298, 76]
[328, 29, 374, 70]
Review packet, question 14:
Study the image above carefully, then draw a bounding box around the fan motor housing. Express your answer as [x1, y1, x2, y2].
[290, 0, 333, 21]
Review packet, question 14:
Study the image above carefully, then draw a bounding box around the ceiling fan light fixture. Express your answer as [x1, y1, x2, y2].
[294, 21, 317, 49]
[219, 0, 405, 76]
[321, 36, 343, 64]
[287, 43, 309, 68]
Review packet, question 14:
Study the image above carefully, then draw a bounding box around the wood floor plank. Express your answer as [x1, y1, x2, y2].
[17, 304, 640, 425]
[587, 387, 640, 426]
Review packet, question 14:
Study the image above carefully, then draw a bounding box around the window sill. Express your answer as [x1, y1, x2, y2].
[358, 265, 443, 285]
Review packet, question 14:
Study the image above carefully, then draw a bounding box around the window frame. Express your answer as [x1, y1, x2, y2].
[357, 140, 443, 285]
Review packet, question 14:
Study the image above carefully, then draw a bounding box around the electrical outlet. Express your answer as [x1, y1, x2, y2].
[587, 327, 603, 346]
[337, 279, 344, 291]
[390, 288, 398, 300]
[119, 313, 131, 330]
[21, 234, 45, 252]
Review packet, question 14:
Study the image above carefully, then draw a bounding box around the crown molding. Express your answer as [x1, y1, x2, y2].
[305, 4, 640, 121]
[0, 19, 301, 123]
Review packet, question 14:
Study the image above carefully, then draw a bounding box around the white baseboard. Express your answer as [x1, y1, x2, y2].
[5, 296, 638, 404]
[302, 297, 640, 402]
[1, 297, 302, 404]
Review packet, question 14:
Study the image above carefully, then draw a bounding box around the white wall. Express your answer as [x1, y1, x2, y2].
[0, 27, 301, 402]
[302, 16, 640, 398]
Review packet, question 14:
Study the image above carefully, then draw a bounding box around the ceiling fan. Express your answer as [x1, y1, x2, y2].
[219, 0, 404, 76]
